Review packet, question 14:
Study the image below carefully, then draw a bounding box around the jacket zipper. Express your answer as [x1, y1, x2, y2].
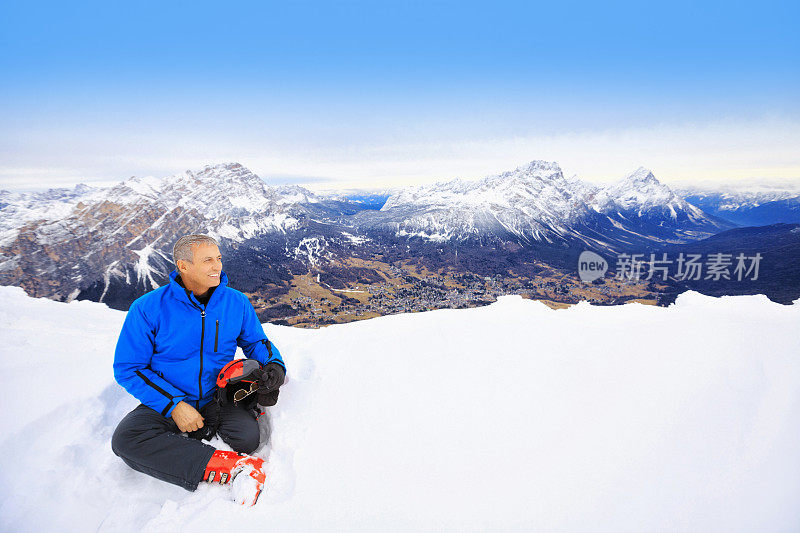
[198, 308, 205, 409]
[214, 320, 219, 352]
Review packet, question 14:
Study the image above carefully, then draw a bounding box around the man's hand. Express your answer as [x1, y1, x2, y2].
[171, 401, 204, 432]
[256, 362, 285, 407]
[259, 362, 286, 392]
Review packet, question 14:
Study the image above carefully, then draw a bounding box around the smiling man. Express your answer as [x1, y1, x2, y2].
[111, 234, 286, 505]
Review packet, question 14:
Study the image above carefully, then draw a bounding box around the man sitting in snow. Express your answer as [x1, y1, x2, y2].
[111, 234, 286, 505]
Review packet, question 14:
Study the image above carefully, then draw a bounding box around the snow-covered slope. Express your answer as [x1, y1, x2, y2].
[1, 287, 799, 531]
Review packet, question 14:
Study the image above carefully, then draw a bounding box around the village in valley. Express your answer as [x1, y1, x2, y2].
[248, 258, 659, 328]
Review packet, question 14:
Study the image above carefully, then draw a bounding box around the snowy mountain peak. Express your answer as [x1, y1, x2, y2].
[73, 183, 96, 195]
[378, 159, 597, 243]
[515, 159, 563, 175]
[495, 160, 566, 186]
[188, 162, 267, 189]
[585, 167, 730, 231]
[625, 166, 659, 185]
[382, 160, 572, 212]
[276, 184, 319, 204]
[206, 161, 244, 172]
[602, 167, 677, 209]
[115, 175, 164, 199]
[157, 164, 285, 220]
[196, 161, 248, 176]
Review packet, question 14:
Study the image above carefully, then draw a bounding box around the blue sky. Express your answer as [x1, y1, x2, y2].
[1, 0, 798, 190]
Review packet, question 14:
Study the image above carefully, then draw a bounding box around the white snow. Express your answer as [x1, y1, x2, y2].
[132, 243, 170, 290]
[397, 227, 454, 242]
[329, 288, 366, 293]
[1, 286, 800, 531]
[340, 231, 370, 245]
[293, 237, 327, 266]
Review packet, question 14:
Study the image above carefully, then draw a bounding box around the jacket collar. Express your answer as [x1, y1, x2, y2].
[168, 269, 229, 308]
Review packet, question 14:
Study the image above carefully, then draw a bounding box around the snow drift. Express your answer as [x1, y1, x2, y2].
[1, 286, 799, 532]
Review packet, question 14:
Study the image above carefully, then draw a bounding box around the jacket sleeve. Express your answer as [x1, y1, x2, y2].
[237, 296, 286, 372]
[113, 300, 187, 417]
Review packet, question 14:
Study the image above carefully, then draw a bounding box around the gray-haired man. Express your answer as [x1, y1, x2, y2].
[111, 234, 286, 505]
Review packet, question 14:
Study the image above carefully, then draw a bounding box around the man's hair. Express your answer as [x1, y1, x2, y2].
[173, 234, 219, 266]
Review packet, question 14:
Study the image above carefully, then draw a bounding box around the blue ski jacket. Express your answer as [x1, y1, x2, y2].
[113, 270, 285, 417]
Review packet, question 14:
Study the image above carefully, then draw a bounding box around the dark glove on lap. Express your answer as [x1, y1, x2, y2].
[257, 388, 280, 407]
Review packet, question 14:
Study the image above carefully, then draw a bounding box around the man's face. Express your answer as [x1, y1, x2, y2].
[178, 243, 222, 294]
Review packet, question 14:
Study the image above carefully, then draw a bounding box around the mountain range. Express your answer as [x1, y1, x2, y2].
[1, 160, 797, 319]
[367, 162, 731, 248]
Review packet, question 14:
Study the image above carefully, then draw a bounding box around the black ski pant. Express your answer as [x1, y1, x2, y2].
[111, 402, 261, 491]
